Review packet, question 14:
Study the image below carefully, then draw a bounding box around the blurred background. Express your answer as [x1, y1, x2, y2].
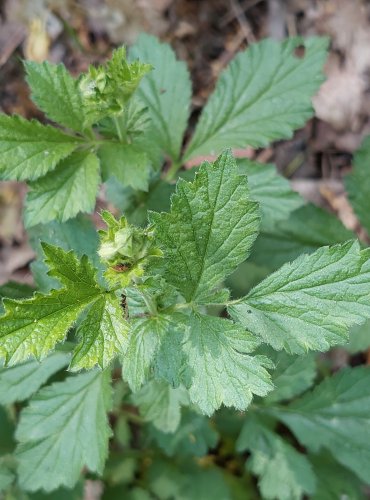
[1, 0, 370, 285]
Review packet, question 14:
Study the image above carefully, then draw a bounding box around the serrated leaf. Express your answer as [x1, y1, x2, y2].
[251, 204, 354, 271]
[263, 350, 316, 404]
[71, 292, 129, 370]
[130, 34, 191, 161]
[236, 416, 316, 500]
[0, 351, 70, 405]
[132, 380, 189, 433]
[230, 241, 370, 354]
[345, 135, 370, 236]
[149, 410, 218, 457]
[16, 370, 112, 492]
[238, 159, 304, 230]
[270, 366, 370, 484]
[99, 143, 150, 191]
[24, 60, 86, 132]
[25, 151, 100, 226]
[0, 290, 92, 365]
[184, 37, 327, 161]
[42, 242, 99, 291]
[0, 114, 82, 181]
[150, 150, 260, 304]
[0, 245, 100, 364]
[183, 313, 273, 415]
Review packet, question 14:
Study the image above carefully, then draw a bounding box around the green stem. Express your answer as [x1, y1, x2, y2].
[164, 160, 181, 182]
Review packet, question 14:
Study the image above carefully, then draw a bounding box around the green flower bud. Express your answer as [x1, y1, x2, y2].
[98, 211, 161, 287]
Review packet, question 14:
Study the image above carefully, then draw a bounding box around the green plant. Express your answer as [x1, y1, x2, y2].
[0, 33, 370, 499]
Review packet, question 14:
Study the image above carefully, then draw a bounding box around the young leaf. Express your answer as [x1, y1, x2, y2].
[16, 370, 112, 492]
[229, 241, 370, 354]
[236, 416, 316, 500]
[79, 47, 151, 125]
[184, 37, 328, 161]
[24, 61, 86, 132]
[99, 143, 150, 191]
[150, 150, 260, 304]
[0, 351, 70, 405]
[183, 313, 273, 416]
[0, 244, 100, 364]
[238, 159, 304, 230]
[0, 115, 82, 181]
[70, 292, 129, 370]
[24, 151, 100, 226]
[269, 366, 370, 484]
[130, 34, 191, 161]
[251, 204, 355, 271]
[345, 135, 370, 236]
[132, 380, 189, 433]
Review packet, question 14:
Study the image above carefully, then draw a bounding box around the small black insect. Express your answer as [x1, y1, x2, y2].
[120, 293, 128, 320]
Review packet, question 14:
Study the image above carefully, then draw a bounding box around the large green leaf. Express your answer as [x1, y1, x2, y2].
[25, 60, 86, 132]
[16, 370, 112, 492]
[270, 366, 370, 484]
[184, 37, 328, 161]
[0, 351, 70, 405]
[345, 135, 370, 236]
[150, 150, 260, 304]
[183, 313, 273, 415]
[130, 34, 191, 162]
[230, 241, 370, 354]
[236, 416, 316, 500]
[0, 244, 100, 364]
[24, 151, 100, 226]
[0, 115, 82, 180]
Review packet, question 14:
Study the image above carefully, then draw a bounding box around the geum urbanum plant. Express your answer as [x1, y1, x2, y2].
[1, 33, 370, 499]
